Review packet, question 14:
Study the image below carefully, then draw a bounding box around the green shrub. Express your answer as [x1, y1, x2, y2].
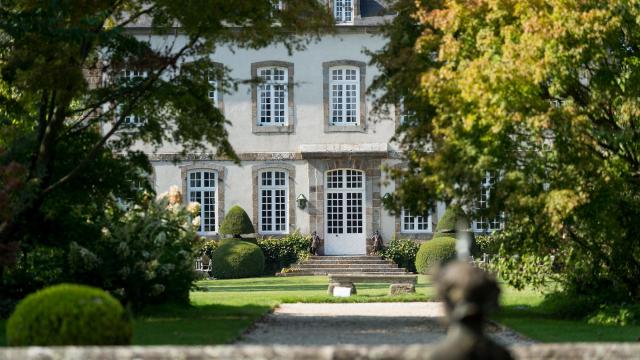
[211, 240, 265, 279]
[380, 238, 419, 273]
[258, 231, 311, 274]
[219, 205, 255, 238]
[473, 233, 502, 256]
[587, 304, 640, 326]
[6, 284, 132, 346]
[415, 237, 457, 274]
[434, 205, 469, 237]
[66, 197, 202, 309]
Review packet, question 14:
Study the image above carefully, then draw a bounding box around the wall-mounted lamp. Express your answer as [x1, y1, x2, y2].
[382, 193, 393, 203]
[296, 194, 308, 209]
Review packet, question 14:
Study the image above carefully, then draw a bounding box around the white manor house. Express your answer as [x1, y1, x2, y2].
[115, 0, 502, 256]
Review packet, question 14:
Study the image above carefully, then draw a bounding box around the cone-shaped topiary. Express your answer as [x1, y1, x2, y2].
[219, 205, 255, 238]
[434, 205, 470, 237]
[6, 283, 132, 346]
[415, 237, 457, 274]
[211, 240, 265, 279]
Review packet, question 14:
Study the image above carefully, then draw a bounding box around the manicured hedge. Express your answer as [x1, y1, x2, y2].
[434, 205, 469, 237]
[6, 283, 132, 346]
[379, 238, 419, 273]
[211, 240, 265, 279]
[219, 206, 254, 238]
[415, 237, 457, 274]
[258, 231, 311, 274]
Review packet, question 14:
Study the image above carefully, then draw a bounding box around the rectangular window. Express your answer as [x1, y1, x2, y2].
[259, 170, 288, 234]
[118, 69, 148, 126]
[257, 67, 288, 126]
[473, 171, 504, 232]
[329, 67, 359, 125]
[399, 98, 416, 125]
[188, 170, 217, 234]
[334, 0, 354, 24]
[401, 208, 432, 233]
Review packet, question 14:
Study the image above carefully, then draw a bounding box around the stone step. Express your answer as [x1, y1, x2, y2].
[303, 259, 391, 265]
[297, 263, 398, 269]
[290, 267, 408, 274]
[277, 270, 410, 277]
[309, 256, 383, 261]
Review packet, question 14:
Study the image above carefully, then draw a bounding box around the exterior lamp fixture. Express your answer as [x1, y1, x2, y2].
[382, 193, 392, 203]
[296, 194, 308, 209]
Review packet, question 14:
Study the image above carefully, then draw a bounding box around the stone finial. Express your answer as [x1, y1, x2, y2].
[428, 261, 513, 360]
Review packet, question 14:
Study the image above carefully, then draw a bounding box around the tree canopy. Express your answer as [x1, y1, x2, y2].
[0, 1, 332, 265]
[370, 0, 640, 299]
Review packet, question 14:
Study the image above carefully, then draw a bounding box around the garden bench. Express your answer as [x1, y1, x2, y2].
[327, 273, 418, 296]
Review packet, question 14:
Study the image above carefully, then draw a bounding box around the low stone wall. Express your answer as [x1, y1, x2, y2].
[1, 344, 639, 360]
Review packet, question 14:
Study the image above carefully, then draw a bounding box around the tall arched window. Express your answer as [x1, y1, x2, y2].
[187, 170, 217, 234]
[259, 169, 288, 234]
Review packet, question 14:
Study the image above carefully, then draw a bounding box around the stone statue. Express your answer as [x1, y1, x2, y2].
[371, 230, 383, 254]
[310, 231, 320, 256]
[428, 261, 513, 360]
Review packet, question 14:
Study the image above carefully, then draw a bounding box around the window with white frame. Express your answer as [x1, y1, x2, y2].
[187, 170, 217, 234]
[118, 69, 148, 126]
[259, 170, 288, 234]
[273, 0, 284, 11]
[257, 67, 288, 126]
[329, 66, 359, 125]
[334, 0, 354, 24]
[398, 98, 416, 125]
[401, 208, 432, 233]
[473, 171, 504, 232]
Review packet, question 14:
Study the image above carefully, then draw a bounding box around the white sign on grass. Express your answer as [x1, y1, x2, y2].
[333, 286, 352, 297]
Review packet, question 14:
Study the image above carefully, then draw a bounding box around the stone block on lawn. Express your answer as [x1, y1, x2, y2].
[389, 283, 415, 295]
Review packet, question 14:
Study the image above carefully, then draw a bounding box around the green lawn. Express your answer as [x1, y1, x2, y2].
[3, 275, 638, 346]
[134, 275, 433, 345]
[496, 285, 640, 342]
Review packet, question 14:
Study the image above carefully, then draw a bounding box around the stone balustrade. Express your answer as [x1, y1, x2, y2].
[1, 344, 639, 360]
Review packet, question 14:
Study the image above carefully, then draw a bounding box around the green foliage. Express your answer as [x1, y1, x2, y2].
[414, 237, 456, 274]
[211, 240, 264, 279]
[66, 196, 202, 309]
[379, 238, 419, 273]
[434, 206, 469, 237]
[200, 239, 220, 259]
[257, 231, 311, 274]
[370, 0, 640, 300]
[587, 304, 640, 326]
[473, 233, 502, 256]
[219, 206, 255, 238]
[493, 246, 555, 291]
[6, 284, 131, 346]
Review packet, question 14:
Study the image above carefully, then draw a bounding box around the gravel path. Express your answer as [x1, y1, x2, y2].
[239, 302, 532, 346]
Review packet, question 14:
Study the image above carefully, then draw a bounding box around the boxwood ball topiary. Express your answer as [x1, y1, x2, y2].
[211, 240, 265, 279]
[415, 237, 457, 274]
[219, 205, 255, 238]
[6, 283, 132, 346]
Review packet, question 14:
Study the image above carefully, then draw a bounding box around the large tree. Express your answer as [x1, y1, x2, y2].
[370, 0, 640, 300]
[0, 1, 332, 265]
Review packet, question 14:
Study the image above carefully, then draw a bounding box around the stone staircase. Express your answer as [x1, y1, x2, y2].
[277, 255, 411, 276]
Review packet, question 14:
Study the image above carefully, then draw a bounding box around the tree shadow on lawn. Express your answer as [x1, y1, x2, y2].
[133, 303, 271, 345]
[494, 304, 640, 342]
